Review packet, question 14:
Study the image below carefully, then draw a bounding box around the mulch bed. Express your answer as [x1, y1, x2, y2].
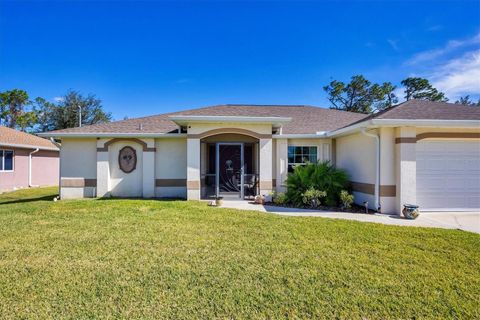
[263, 202, 377, 214]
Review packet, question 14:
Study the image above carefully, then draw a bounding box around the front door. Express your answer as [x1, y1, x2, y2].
[216, 143, 244, 198]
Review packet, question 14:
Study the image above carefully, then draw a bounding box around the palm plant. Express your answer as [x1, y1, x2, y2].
[285, 161, 349, 207]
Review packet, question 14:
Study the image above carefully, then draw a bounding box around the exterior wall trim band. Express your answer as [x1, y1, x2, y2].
[155, 179, 187, 187]
[97, 138, 156, 152]
[61, 178, 97, 187]
[186, 180, 200, 189]
[395, 132, 480, 144]
[259, 180, 273, 190]
[350, 181, 396, 197]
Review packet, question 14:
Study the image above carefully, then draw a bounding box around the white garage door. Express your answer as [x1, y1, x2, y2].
[417, 140, 480, 211]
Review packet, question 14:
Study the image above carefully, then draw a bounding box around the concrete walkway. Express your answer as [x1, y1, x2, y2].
[219, 201, 480, 233]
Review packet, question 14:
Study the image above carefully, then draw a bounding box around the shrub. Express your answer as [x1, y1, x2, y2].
[273, 192, 287, 205]
[286, 161, 349, 207]
[340, 190, 354, 209]
[301, 188, 326, 208]
[268, 191, 276, 201]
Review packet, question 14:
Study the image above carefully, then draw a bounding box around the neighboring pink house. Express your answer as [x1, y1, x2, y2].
[0, 126, 59, 192]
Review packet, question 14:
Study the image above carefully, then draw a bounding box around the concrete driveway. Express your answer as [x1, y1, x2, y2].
[418, 212, 480, 234]
[219, 201, 480, 233]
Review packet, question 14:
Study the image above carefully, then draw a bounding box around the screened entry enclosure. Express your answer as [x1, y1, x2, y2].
[201, 137, 259, 200]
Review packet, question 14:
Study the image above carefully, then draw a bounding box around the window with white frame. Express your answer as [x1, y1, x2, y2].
[287, 146, 317, 172]
[0, 150, 14, 171]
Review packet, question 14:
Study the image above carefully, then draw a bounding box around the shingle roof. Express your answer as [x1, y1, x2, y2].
[374, 100, 480, 120]
[43, 100, 480, 137]
[44, 105, 369, 135]
[0, 126, 59, 150]
[331, 99, 480, 131]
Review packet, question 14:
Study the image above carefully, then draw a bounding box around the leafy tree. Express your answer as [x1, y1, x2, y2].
[401, 77, 448, 102]
[32, 97, 57, 132]
[0, 89, 31, 128]
[16, 111, 38, 132]
[323, 75, 373, 113]
[323, 75, 398, 114]
[455, 95, 480, 106]
[35, 90, 112, 131]
[0, 101, 6, 126]
[373, 82, 398, 111]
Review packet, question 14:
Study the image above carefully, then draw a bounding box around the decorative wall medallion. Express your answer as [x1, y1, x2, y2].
[118, 146, 137, 173]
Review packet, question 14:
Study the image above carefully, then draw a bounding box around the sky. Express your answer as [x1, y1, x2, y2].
[1, 0, 479, 120]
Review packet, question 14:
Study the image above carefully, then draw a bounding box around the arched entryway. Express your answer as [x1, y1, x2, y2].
[200, 133, 259, 200]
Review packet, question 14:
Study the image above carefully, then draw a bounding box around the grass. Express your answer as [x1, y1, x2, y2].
[0, 187, 479, 319]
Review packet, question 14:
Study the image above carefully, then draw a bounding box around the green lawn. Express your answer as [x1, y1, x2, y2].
[0, 187, 479, 319]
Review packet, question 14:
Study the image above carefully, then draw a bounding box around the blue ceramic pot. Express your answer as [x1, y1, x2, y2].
[403, 204, 419, 219]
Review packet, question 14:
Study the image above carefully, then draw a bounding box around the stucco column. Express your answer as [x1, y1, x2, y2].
[187, 138, 201, 200]
[96, 139, 110, 197]
[200, 142, 207, 198]
[275, 138, 288, 193]
[379, 127, 396, 214]
[395, 127, 417, 215]
[142, 138, 155, 198]
[259, 138, 273, 196]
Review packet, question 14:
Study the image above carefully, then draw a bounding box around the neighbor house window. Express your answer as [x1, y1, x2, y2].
[0, 150, 14, 171]
[288, 146, 317, 172]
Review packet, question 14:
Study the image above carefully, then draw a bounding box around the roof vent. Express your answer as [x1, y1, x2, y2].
[138, 123, 143, 131]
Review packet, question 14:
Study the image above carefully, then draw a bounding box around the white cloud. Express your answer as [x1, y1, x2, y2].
[393, 86, 405, 101]
[406, 32, 480, 65]
[430, 50, 480, 98]
[400, 32, 480, 100]
[53, 96, 64, 102]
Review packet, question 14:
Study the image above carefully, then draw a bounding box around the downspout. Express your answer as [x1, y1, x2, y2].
[29, 148, 40, 187]
[361, 128, 380, 211]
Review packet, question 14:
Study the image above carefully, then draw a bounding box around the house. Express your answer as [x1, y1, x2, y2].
[40, 100, 480, 214]
[0, 126, 60, 192]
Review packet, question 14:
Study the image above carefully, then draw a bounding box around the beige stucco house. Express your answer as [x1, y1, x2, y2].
[41, 100, 480, 215]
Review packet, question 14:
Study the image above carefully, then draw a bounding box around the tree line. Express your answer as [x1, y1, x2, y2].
[323, 76, 479, 114]
[0, 89, 112, 132]
[1, 77, 478, 133]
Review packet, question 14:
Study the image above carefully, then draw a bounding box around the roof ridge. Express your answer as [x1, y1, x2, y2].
[221, 104, 319, 107]
[368, 100, 411, 119]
